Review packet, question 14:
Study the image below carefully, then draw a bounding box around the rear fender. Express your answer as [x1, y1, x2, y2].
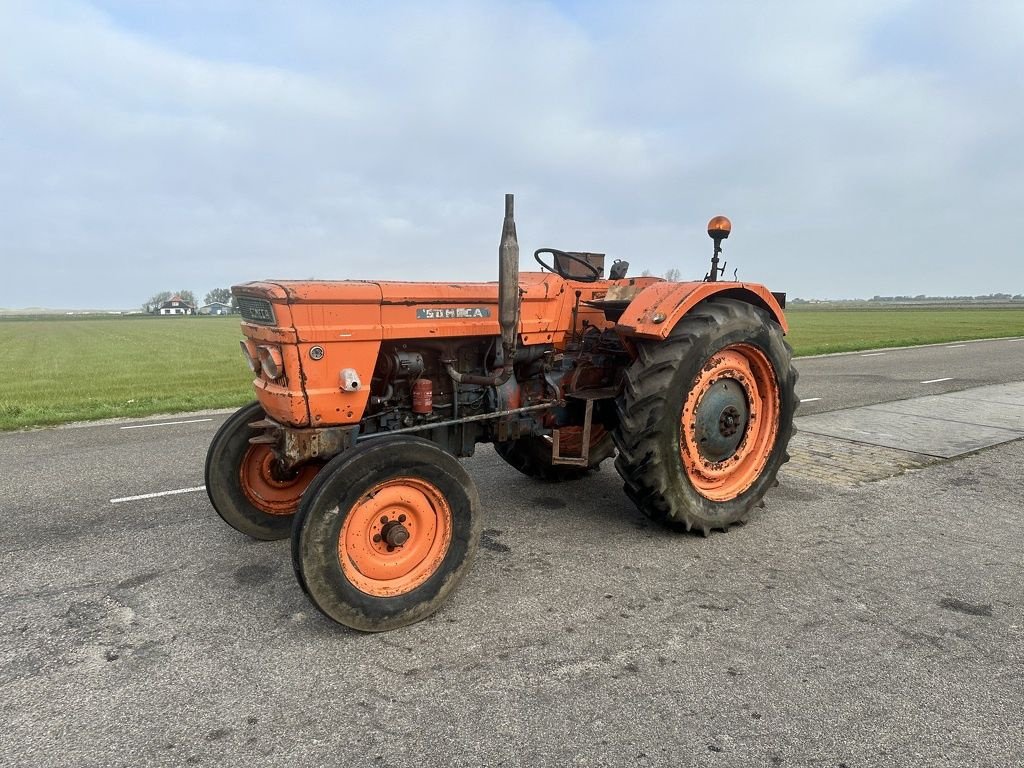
[615, 281, 788, 341]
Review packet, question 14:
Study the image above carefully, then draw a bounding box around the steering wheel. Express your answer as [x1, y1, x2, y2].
[533, 248, 602, 283]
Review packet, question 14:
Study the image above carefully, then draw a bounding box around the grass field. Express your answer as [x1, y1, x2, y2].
[2, 307, 1024, 430]
[0, 316, 252, 431]
[785, 306, 1024, 355]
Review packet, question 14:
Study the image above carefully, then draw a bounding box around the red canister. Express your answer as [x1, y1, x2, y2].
[412, 378, 433, 414]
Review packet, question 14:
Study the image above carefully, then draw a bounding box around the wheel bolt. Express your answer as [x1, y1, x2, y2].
[386, 545, 395, 553]
[380, 516, 388, 525]
[398, 514, 407, 523]
[373, 534, 382, 543]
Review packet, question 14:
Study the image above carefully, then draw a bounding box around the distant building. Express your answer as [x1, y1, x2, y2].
[157, 296, 195, 315]
[198, 302, 233, 316]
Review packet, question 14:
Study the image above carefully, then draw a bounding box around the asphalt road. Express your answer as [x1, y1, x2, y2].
[794, 336, 1024, 415]
[2, 339, 1022, 768]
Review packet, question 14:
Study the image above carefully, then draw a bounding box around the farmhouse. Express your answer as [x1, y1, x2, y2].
[198, 302, 233, 315]
[157, 296, 195, 315]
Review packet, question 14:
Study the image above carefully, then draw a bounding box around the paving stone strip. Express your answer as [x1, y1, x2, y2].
[783, 432, 936, 488]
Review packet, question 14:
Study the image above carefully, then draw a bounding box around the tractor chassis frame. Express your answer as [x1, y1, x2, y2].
[248, 400, 568, 471]
[248, 419, 358, 471]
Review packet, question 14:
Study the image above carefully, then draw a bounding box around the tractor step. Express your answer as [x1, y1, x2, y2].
[566, 386, 620, 401]
[552, 399, 594, 466]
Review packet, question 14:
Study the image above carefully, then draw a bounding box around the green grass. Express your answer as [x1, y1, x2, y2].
[785, 306, 1024, 355]
[2, 307, 1023, 430]
[0, 316, 252, 431]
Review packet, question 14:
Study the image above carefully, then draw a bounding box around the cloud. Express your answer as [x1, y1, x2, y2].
[0, 0, 1021, 307]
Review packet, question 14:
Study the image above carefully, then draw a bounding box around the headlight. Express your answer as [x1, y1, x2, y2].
[257, 345, 284, 380]
[239, 340, 260, 375]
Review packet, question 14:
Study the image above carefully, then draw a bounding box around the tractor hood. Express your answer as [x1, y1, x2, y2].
[232, 274, 569, 345]
[237, 274, 558, 306]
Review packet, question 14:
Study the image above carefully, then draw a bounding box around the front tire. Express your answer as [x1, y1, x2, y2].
[613, 299, 797, 534]
[205, 402, 320, 541]
[291, 436, 482, 632]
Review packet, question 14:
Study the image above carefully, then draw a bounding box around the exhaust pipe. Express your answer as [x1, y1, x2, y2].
[498, 193, 520, 366]
[445, 193, 520, 387]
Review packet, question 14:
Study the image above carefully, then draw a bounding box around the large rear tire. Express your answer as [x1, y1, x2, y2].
[205, 402, 320, 541]
[613, 298, 797, 534]
[291, 436, 481, 632]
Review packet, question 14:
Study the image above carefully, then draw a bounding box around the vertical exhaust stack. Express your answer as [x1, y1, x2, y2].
[444, 194, 520, 387]
[498, 193, 520, 366]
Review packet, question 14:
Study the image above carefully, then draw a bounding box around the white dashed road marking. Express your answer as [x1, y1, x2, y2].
[120, 418, 213, 430]
[921, 377, 954, 384]
[946, 344, 967, 349]
[111, 486, 206, 504]
[800, 398, 822, 403]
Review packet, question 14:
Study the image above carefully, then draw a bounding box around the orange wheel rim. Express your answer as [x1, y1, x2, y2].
[680, 343, 780, 501]
[339, 477, 453, 597]
[239, 444, 318, 515]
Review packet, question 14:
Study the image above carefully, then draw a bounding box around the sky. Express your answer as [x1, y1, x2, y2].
[1, 0, 1022, 308]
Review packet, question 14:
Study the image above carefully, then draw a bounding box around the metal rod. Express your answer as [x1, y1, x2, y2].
[708, 242, 722, 282]
[570, 289, 581, 344]
[357, 401, 556, 441]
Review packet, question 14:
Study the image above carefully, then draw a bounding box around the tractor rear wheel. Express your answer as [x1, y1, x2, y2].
[613, 298, 797, 534]
[494, 425, 615, 482]
[205, 402, 321, 541]
[291, 436, 481, 632]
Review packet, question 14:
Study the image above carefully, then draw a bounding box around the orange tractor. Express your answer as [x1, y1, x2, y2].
[206, 195, 797, 631]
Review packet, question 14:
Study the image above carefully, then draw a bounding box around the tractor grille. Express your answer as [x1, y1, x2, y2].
[236, 297, 277, 326]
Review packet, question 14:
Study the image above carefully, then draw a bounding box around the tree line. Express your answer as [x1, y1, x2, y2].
[789, 294, 1024, 305]
[141, 288, 233, 314]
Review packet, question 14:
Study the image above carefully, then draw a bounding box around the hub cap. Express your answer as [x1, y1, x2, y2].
[693, 379, 749, 461]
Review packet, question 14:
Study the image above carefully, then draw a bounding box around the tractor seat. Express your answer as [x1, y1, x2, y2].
[580, 299, 632, 322]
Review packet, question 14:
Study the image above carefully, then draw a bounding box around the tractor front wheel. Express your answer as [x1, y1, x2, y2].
[613, 298, 797, 533]
[291, 436, 482, 632]
[205, 402, 320, 541]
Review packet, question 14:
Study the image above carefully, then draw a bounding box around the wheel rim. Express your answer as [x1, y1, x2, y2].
[339, 477, 453, 597]
[239, 444, 318, 516]
[679, 343, 780, 501]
